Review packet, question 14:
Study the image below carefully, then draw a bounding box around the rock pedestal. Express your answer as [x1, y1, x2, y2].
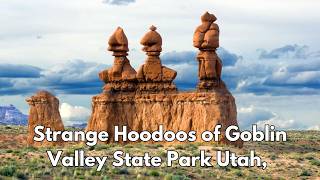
[193, 12, 223, 91]
[99, 27, 137, 92]
[26, 91, 64, 146]
[136, 26, 177, 92]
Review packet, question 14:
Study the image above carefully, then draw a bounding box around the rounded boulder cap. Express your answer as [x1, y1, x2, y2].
[201, 11, 217, 22]
[140, 25, 162, 46]
[108, 27, 129, 52]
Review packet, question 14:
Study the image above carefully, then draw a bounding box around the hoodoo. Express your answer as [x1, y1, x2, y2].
[86, 12, 243, 147]
[26, 91, 65, 146]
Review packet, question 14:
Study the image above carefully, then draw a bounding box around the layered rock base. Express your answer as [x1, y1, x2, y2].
[86, 86, 243, 147]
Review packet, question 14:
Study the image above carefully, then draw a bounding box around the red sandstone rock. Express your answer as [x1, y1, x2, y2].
[193, 12, 223, 90]
[86, 86, 242, 147]
[26, 91, 64, 146]
[137, 26, 177, 92]
[86, 12, 243, 147]
[99, 27, 137, 92]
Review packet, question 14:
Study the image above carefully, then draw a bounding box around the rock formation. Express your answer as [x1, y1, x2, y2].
[26, 91, 64, 146]
[99, 27, 137, 92]
[136, 26, 177, 92]
[86, 12, 243, 147]
[193, 12, 223, 91]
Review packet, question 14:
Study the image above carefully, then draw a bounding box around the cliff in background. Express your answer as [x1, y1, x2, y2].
[0, 105, 28, 126]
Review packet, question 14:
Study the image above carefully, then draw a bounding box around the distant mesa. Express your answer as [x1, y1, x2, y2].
[0, 104, 28, 126]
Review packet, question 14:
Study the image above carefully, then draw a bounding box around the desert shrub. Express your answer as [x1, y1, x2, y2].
[0, 165, 16, 177]
[6, 149, 13, 153]
[269, 154, 278, 160]
[172, 174, 191, 180]
[234, 170, 244, 177]
[147, 170, 160, 176]
[310, 159, 320, 166]
[95, 144, 111, 151]
[191, 150, 200, 156]
[102, 176, 110, 180]
[124, 144, 134, 149]
[305, 155, 314, 160]
[73, 168, 83, 177]
[159, 151, 167, 158]
[164, 173, 173, 180]
[174, 144, 184, 150]
[60, 167, 71, 176]
[300, 170, 311, 176]
[88, 146, 95, 151]
[145, 144, 160, 149]
[207, 171, 216, 177]
[15, 171, 28, 180]
[24, 146, 37, 152]
[90, 169, 102, 176]
[186, 144, 198, 151]
[111, 168, 129, 175]
[155, 144, 163, 148]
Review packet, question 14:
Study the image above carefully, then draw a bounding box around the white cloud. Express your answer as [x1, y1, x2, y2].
[1, 0, 320, 67]
[59, 102, 91, 126]
[238, 105, 306, 130]
[307, 125, 320, 131]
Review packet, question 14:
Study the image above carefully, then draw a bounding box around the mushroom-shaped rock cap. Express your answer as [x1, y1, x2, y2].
[35, 90, 56, 98]
[201, 11, 217, 22]
[26, 90, 59, 105]
[108, 27, 129, 52]
[140, 25, 162, 52]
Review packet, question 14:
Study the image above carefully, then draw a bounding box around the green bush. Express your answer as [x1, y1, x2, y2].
[234, 170, 244, 177]
[15, 171, 28, 180]
[310, 159, 320, 166]
[0, 165, 16, 177]
[164, 174, 173, 180]
[147, 170, 160, 177]
[111, 168, 129, 175]
[172, 175, 191, 180]
[300, 170, 311, 176]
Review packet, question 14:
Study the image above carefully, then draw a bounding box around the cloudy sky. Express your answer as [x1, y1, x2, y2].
[0, 0, 319, 130]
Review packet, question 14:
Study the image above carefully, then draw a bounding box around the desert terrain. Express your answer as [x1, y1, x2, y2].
[0, 125, 319, 179]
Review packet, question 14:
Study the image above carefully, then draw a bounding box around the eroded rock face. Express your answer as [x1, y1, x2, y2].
[86, 12, 243, 147]
[99, 27, 137, 92]
[26, 91, 64, 146]
[193, 12, 223, 91]
[136, 26, 177, 92]
[86, 86, 243, 147]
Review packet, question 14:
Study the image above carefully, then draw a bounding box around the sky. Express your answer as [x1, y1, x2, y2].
[0, 0, 319, 130]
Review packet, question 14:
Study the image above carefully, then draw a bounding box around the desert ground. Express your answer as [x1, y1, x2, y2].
[0, 125, 319, 180]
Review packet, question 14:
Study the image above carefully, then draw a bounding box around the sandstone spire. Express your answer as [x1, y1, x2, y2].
[99, 27, 137, 92]
[26, 91, 64, 146]
[193, 12, 223, 90]
[136, 25, 177, 92]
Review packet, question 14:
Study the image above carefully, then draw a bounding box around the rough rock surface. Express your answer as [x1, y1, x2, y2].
[87, 12, 243, 147]
[136, 26, 177, 92]
[26, 91, 64, 146]
[193, 12, 223, 90]
[99, 27, 137, 92]
[86, 85, 243, 147]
